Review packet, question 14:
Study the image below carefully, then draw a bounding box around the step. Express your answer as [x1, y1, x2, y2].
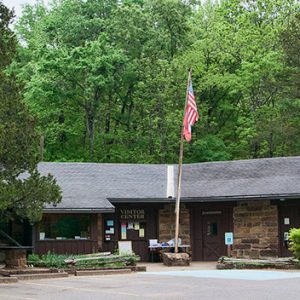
[12, 272, 68, 281]
[0, 276, 18, 284]
[75, 268, 132, 276]
[1, 268, 59, 276]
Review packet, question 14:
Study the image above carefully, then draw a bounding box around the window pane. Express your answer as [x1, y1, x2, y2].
[39, 215, 91, 240]
[207, 222, 218, 236]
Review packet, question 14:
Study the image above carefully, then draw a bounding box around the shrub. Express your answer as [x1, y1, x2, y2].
[288, 228, 300, 260]
[27, 252, 140, 269]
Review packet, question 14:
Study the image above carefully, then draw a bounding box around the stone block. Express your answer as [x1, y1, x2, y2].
[241, 239, 259, 244]
[260, 249, 278, 257]
[162, 253, 190, 266]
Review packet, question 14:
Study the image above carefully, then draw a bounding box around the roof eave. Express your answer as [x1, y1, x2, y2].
[181, 193, 300, 202]
[43, 207, 115, 213]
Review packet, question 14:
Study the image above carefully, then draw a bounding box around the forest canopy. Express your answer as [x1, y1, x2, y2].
[0, 1, 61, 223]
[7, 0, 300, 164]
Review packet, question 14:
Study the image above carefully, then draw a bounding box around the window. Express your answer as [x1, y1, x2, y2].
[39, 214, 91, 240]
[207, 222, 218, 236]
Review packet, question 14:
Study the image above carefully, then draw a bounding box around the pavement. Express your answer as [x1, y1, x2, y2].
[139, 261, 217, 272]
[1, 262, 300, 299]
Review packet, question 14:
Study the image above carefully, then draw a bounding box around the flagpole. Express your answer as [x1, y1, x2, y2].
[174, 69, 192, 254]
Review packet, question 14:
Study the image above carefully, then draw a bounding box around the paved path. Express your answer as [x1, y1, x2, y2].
[142, 269, 300, 280]
[1, 263, 300, 300]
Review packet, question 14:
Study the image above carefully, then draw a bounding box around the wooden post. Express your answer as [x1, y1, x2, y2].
[227, 245, 231, 257]
[174, 69, 192, 253]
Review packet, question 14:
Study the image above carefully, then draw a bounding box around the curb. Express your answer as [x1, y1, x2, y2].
[12, 272, 69, 281]
[75, 268, 132, 276]
[0, 277, 18, 284]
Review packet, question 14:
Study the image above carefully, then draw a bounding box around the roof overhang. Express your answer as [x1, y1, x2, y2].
[108, 198, 174, 203]
[109, 193, 300, 204]
[180, 193, 300, 202]
[43, 207, 115, 213]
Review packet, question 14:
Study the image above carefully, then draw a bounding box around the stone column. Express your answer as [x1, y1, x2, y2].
[5, 249, 27, 268]
[232, 200, 279, 259]
[158, 204, 190, 245]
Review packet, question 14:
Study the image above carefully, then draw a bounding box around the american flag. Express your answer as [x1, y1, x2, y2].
[183, 79, 198, 142]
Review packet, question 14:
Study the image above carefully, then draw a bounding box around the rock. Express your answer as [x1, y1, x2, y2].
[162, 253, 190, 266]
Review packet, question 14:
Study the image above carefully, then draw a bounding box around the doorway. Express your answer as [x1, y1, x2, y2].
[279, 201, 300, 257]
[190, 203, 234, 261]
[202, 213, 223, 261]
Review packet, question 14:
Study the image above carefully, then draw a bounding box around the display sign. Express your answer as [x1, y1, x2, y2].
[225, 232, 233, 245]
[120, 209, 145, 220]
[104, 219, 115, 242]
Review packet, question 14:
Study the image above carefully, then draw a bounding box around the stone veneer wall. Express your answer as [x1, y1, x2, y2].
[158, 204, 190, 245]
[232, 200, 279, 259]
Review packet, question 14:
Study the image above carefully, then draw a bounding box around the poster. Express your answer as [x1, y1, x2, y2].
[107, 220, 114, 226]
[134, 222, 140, 230]
[139, 228, 145, 238]
[128, 222, 134, 229]
[121, 223, 127, 240]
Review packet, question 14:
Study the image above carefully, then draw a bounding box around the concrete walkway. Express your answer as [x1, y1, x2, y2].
[138, 261, 300, 281]
[138, 261, 217, 272]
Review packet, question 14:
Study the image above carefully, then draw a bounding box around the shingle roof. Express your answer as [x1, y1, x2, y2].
[180, 156, 300, 199]
[38, 156, 300, 212]
[38, 162, 167, 212]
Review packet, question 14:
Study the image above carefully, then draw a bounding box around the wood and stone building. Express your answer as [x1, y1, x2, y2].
[6, 156, 300, 262]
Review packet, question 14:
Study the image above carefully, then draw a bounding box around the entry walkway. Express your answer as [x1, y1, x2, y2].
[139, 262, 300, 281]
[140, 261, 217, 272]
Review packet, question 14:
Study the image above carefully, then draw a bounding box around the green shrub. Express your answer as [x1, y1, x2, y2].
[27, 252, 140, 269]
[288, 228, 300, 260]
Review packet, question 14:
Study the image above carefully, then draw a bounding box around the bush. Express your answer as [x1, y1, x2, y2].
[27, 252, 140, 269]
[288, 228, 300, 260]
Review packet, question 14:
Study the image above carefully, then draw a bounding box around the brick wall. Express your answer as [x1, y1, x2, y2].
[232, 200, 279, 259]
[158, 204, 190, 245]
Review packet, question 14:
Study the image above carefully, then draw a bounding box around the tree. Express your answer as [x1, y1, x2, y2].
[0, 1, 61, 223]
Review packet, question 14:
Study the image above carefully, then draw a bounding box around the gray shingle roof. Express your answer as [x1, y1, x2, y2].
[38, 162, 167, 212]
[180, 156, 300, 199]
[38, 156, 300, 212]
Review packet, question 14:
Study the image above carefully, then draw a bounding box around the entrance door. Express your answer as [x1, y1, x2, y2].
[190, 204, 233, 261]
[202, 214, 224, 261]
[279, 202, 300, 257]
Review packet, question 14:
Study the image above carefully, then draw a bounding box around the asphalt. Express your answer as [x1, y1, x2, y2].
[1, 262, 300, 300]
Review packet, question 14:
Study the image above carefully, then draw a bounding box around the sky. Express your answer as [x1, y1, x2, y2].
[2, 0, 48, 19]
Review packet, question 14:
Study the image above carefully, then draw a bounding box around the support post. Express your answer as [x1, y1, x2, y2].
[174, 69, 192, 253]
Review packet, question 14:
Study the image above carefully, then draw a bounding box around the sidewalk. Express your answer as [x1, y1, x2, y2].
[138, 261, 217, 272]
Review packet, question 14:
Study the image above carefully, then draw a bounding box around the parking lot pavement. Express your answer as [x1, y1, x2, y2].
[1, 267, 300, 300]
[141, 269, 300, 281]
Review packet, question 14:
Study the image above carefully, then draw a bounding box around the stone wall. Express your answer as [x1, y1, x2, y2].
[158, 204, 190, 245]
[232, 200, 279, 259]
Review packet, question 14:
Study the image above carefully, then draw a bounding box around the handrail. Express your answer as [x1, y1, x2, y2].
[0, 229, 22, 247]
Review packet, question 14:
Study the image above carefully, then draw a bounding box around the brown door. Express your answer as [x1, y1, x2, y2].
[190, 203, 234, 261]
[279, 202, 300, 257]
[202, 214, 224, 261]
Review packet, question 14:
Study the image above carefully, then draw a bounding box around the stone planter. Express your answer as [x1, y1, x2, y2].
[162, 253, 190, 266]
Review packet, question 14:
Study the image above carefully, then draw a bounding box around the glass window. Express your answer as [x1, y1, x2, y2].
[39, 215, 91, 240]
[207, 222, 218, 236]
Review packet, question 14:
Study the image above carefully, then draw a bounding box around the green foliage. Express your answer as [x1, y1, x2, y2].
[289, 228, 300, 260]
[7, 0, 300, 164]
[27, 252, 140, 269]
[0, 1, 62, 223]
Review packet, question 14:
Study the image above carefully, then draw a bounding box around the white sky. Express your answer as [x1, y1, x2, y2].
[2, 0, 48, 19]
